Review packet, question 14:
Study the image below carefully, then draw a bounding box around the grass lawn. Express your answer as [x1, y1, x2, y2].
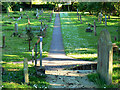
[2, 10, 55, 88]
[60, 12, 120, 88]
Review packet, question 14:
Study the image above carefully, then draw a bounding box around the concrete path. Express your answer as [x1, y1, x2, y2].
[43, 13, 97, 88]
[41, 13, 97, 70]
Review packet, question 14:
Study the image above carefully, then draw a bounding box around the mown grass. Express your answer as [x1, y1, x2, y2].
[2, 10, 55, 62]
[60, 12, 120, 87]
[2, 10, 55, 88]
[60, 12, 119, 61]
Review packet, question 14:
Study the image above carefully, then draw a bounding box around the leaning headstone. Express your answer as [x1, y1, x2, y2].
[105, 15, 107, 26]
[97, 29, 113, 85]
[15, 23, 18, 34]
[24, 58, 29, 84]
[94, 20, 97, 36]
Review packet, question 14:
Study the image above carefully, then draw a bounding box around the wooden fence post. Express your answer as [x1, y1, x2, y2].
[29, 40, 30, 51]
[40, 36, 42, 68]
[35, 43, 37, 66]
[32, 49, 34, 63]
[24, 58, 29, 84]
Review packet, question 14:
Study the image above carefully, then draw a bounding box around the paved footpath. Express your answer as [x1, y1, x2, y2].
[43, 13, 97, 88]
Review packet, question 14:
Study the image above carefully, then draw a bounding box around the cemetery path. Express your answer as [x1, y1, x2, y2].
[43, 13, 97, 88]
[13, 13, 97, 88]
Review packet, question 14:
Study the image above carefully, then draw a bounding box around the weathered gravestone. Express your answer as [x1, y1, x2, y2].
[24, 58, 29, 84]
[97, 29, 113, 85]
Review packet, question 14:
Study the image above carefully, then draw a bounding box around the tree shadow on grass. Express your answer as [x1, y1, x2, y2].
[2, 63, 48, 88]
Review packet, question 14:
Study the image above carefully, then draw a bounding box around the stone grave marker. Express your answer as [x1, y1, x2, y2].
[105, 15, 107, 26]
[24, 58, 29, 84]
[15, 23, 18, 34]
[97, 29, 113, 85]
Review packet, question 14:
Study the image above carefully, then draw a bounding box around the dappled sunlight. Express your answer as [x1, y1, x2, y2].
[68, 53, 97, 60]
[7, 68, 20, 71]
[75, 48, 96, 51]
[4, 54, 18, 57]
